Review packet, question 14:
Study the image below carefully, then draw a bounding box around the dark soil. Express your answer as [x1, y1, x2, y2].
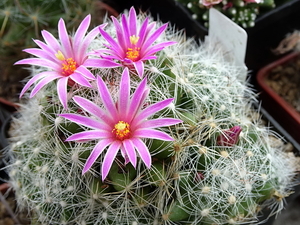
[265, 54, 300, 113]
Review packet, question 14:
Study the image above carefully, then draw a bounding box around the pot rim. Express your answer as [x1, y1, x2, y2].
[257, 51, 300, 124]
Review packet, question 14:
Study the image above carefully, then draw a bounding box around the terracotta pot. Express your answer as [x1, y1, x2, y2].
[256, 52, 300, 150]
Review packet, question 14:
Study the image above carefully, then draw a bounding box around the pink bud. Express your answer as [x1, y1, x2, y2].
[195, 172, 205, 182]
[223, 2, 233, 10]
[217, 126, 242, 147]
[200, 0, 223, 7]
[244, 0, 262, 3]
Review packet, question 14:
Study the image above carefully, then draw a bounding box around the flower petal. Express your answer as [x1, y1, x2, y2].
[131, 137, 151, 168]
[69, 72, 92, 87]
[30, 73, 62, 97]
[82, 138, 113, 174]
[72, 96, 114, 124]
[74, 14, 91, 50]
[133, 60, 144, 78]
[99, 27, 123, 56]
[58, 18, 73, 57]
[75, 65, 95, 80]
[121, 14, 130, 47]
[14, 58, 60, 70]
[33, 39, 57, 57]
[101, 141, 121, 180]
[123, 139, 137, 168]
[41, 30, 61, 52]
[78, 25, 102, 61]
[139, 118, 182, 129]
[19, 71, 52, 97]
[142, 41, 176, 57]
[23, 48, 56, 62]
[133, 98, 174, 123]
[60, 113, 109, 130]
[129, 77, 148, 119]
[112, 17, 126, 49]
[96, 75, 118, 120]
[84, 58, 121, 68]
[134, 129, 174, 141]
[57, 77, 69, 109]
[118, 68, 130, 121]
[142, 23, 168, 50]
[65, 130, 112, 141]
[128, 7, 137, 36]
[137, 17, 149, 46]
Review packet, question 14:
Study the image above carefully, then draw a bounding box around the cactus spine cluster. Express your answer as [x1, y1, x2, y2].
[7, 9, 296, 225]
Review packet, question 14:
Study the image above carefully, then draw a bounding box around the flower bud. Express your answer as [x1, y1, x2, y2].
[217, 126, 242, 146]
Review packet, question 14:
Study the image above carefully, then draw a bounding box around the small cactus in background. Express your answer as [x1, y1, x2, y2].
[0, 0, 109, 101]
[7, 7, 297, 225]
[175, 0, 276, 28]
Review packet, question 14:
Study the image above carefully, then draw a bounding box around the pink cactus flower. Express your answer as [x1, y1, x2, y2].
[15, 14, 119, 109]
[216, 126, 242, 147]
[60, 68, 182, 180]
[96, 7, 176, 78]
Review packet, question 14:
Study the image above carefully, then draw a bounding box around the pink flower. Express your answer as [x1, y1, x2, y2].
[216, 126, 242, 147]
[60, 68, 182, 180]
[96, 7, 176, 78]
[15, 14, 119, 109]
[200, 0, 222, 7]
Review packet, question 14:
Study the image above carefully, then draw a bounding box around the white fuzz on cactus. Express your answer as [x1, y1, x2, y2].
[7, 7, 297, 225]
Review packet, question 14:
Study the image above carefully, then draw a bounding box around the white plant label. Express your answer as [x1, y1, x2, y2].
[207, 8, 248, 81]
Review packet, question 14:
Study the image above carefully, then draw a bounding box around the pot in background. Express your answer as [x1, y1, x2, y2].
[0, 98, 18, 184]
[257, 52, 300, 151]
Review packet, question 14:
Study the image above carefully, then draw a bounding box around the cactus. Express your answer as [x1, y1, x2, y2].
[7, 7, 297, 225]
[176, 0, 276, 28]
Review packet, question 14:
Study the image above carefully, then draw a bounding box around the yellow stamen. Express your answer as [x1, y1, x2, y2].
[130, 35, 139, 45]
[126, 47, 140, 61]
[113, 121, 131, 141]
[61, 58, 78, 76]
[55, 50, 65, 61]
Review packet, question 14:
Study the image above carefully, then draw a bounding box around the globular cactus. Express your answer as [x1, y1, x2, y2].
[176, 0, 275, 28]
[7, 7, 296, 225]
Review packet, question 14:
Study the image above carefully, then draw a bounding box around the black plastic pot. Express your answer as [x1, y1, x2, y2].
[246, 0, 300, 81]
[0, 98, 18, 184]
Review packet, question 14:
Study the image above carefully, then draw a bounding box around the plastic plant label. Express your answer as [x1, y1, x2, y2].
[207, 8, 248, 81]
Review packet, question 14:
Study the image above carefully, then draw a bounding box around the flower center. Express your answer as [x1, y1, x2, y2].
[126, 47, 140, 62]
[55, 50, 78, 76]
[61, 58, 78, 76]
[112, 121, 131, 141]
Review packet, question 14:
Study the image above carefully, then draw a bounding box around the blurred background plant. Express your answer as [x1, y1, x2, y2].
[175, 0, 292, 28]
[0, 0, 117, 103]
